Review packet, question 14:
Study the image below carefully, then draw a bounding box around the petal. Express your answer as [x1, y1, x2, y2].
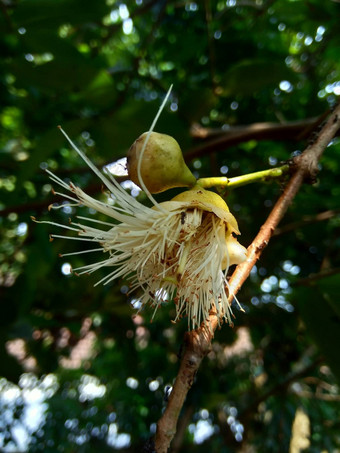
[225, 234, 248, 267]
[162, 186, 240, 234]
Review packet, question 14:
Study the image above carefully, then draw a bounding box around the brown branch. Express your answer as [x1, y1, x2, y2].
[291, 390, 340, 402]
[155, 326, 214, 452]
[0, 178, 127, 218]
[154, 103, 340, 452]
[189, 117, 316, 139]
[185, 114, 340, 160]
[1, 113, 333, 218]
[238, 357, 323, 424]
[190, 108, 331, 142]
[294, 267, 340, 286]
[274, 208, 340, 236]
[213, 357, 322, 446]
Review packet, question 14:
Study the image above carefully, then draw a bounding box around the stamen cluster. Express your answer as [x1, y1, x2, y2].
[35, 114, 247, 330]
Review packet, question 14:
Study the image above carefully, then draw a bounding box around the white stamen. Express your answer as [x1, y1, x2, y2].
[60, 248, 103, 257]
[39, 86, 247, 330]
[75, 216, 116, 227]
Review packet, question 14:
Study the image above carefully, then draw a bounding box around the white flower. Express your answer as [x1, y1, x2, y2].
[34, 90, 247, 330]
[35, 132, 246, 330]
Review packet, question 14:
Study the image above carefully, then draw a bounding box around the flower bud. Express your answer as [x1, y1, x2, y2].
[127, 132, 196, 193]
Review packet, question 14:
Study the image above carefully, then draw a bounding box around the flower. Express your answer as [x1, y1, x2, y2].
[34, 127, 247, 330]
[34, 89, 247, 330]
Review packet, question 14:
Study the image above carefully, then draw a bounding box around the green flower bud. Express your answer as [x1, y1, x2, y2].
[127, 132, 196, 194]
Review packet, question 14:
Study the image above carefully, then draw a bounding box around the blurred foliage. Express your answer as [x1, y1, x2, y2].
[1, 0, 340, 451]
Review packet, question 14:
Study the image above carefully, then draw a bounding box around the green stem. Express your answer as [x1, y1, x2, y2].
[196, 164, 289, 190]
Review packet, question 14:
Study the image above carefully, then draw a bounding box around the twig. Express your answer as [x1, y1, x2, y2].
[274, 208, 340, 235]
[0, 163, 289, 217]
[186, 115, 340, 160]
[294, 267, 340, 286]
[214, 357, 322, 446]
[291, 390, 340, 402]
[0, 179, 126, 218]
[2, 113, 334, 219]
[154, 103, 340, 452]
[197, 164, 289, 189]
[190, 117, 317, 139]
[238, 357, 323, 423]
[0, 163, 289, 219]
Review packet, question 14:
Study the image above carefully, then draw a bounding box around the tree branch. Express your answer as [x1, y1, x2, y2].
[0, 179, 126, 218]
[190, 117, 316, 139]
[291, 389, 340, 402]
[154, 103, 340, 453]
[294, 267, 340, 286]
[274, 208, 340, 236]
[238, 357, 323, 425]
[1, 113, 334, 218]
[185, 113, 339, 160]
[155, 326, 214, 452]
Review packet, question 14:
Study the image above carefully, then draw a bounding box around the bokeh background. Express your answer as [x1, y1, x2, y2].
[1, 0, 340, 451]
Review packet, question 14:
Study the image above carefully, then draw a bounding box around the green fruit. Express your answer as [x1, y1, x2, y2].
[127, 132, 196, 194]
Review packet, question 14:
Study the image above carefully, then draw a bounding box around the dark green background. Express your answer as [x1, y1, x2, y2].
[1, 0, 340, 451]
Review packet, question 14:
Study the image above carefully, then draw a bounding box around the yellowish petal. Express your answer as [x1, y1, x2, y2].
[224, 234, 248, 268]
[164, 186, 240, 234]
